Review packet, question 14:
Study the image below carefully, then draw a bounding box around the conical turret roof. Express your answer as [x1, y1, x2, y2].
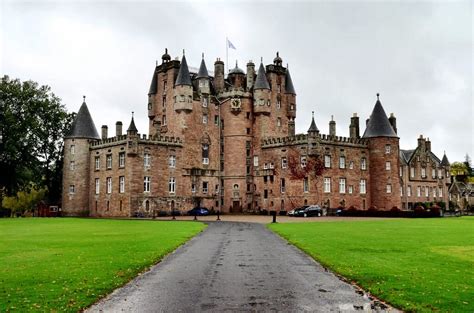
[148, 69, 158, 95]
[285, 68, 296, 94]
[362, 94, 397, 138]
[66, 99, 100, 139]
[175, 54, 192, 86]
[308, 112, 319, 133]
[441, 153, 450, 166]
[254, 62, 270, 90]
[127, 114, 138, 133]
[196, 57, 209, 79]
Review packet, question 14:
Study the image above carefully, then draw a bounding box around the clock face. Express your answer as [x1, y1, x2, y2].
[231, 98, 242, 111]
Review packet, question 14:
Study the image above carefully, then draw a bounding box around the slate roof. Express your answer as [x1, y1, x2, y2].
[441, 153, 450, 166]
[66, 101, 100, 139]
[229, 61, 245, 75]
[308, 113, 319, 133]
[362, 95, 397, 138]
[196, 58, 209, 79]
[148, 69, 158, 95]
[254, 63, 270, 90]
[285, 68, 296, 94]
[400, 148, 442, 165]
[127, 116, 138, 133]
[175, 55, 192, 86]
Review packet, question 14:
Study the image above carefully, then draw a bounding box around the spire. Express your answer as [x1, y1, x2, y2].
[254, 62, 270, 90]
[308, 111, 319, 133]
[196, 54, 209, 78]
[127, 112, 138, 133]
[362, 93, 398, 138]
[285, 67, 296, 94]
[441, 152, 450, 166]
[148, 67, 158, 95]
[175, 54, 192, 86]
[66, 97, 100, 139]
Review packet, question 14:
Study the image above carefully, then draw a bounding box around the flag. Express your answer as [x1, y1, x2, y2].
[227, 38, 236, 50]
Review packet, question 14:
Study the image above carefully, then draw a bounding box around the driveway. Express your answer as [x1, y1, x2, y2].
[87, 222, 387, 312]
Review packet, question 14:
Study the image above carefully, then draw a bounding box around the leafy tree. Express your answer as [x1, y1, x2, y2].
[464, 154, 472, 176]
[450, 161, 469, 182]
[0, 75, 74, 204]
[2, 184, 47, 216]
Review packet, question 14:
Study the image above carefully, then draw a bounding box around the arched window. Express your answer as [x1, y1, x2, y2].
[145, 200, 150, 212]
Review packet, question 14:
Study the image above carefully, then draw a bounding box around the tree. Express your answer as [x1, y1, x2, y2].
[2, 184, 47, 216]
[0, 75, 74, 204]
[450, 162, 469, 182]
[464, 154, 472, 176]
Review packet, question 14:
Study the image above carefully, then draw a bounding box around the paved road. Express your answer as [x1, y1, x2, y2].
[87, 222, 380, 312]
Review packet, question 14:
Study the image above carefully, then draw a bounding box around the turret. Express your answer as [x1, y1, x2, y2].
[126, 112, 139, 155]
[307, 111, 320, 155]
[196, 53, 210, 95]
[214, 58, 225, 93]
[228, 61, 246, 89]
[329, 116, 336, 137]
[363, 93, 401, 210]
[174, 52, 193, 112]
[62, 96, 100, 216]
[389, 113, 397, 134]
[349, 113, 360, 139]
[246, 61, 255, 90]
[253, 61, 271, 115]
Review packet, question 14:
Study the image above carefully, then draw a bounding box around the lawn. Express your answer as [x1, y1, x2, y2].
[0, 218, 205, 312]
[269, 217, 474, 312]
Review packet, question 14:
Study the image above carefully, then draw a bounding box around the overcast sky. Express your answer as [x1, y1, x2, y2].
[1, 0, 472, 162]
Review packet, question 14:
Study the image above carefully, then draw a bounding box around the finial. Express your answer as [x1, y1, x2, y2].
[312, 111, 314, 118]
[183, 49, 185, 55]
[202, 52, 204, 59]
[83, 95, 86, 102]
[235, 60, 238, 68]
[132, 111, 134, 118]
[277, 51, 279, 57]
[331, 115, 334, 121]
[376, 93, 380, 100]
[261, 57, 263, 63]
[165, 48, 168, 53]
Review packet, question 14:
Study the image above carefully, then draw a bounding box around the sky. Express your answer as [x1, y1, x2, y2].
[1, 0, 472, 163]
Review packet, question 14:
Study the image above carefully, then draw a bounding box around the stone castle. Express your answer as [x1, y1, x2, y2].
[62, 50, 451, 217]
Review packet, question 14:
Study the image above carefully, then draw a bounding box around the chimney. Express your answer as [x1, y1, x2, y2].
[418, 135, 424, 148]
[116, 121, 123, 137]
[426, 138, 431, 151]
[246, 61, 255, 90]
[389, 113, 397, 134]
[101, 125, 108, 140]
[329, 115, 336, 137]
[349, 113, 360, 138]
[214, 58, 225, 92]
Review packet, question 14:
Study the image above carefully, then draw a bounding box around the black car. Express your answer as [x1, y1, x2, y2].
[187, 207, 210, 216]
[291, 206, 309, 217]
[303, 205, 323, 217]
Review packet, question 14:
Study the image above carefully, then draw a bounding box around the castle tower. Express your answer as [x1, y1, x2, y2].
[285, 66, 296, 136]
[307, 111, 320, 155]
[253, 61, 272, 140]
[196, 54, 210, 95]
[174, 52, 193, 112]
[363, 94, 401, 210]
[62, 96, 100, 216]
[228, 61, 246, 89]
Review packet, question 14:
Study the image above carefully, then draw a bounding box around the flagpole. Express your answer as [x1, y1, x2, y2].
[226, 37, 228, 75]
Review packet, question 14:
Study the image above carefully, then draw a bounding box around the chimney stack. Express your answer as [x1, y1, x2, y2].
[101, 125, 108, 140]
[116, 121, 123, 137]
[329, 115, 336, 137]
[349, 113, 360, 138]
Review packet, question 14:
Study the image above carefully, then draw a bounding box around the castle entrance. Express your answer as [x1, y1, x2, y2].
[232, 201, 242, 213]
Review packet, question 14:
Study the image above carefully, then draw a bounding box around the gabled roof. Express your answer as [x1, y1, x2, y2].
[196, 58, 209, 79]
[362, 94, 397, 138]
[308, 112, 319, 133]
[400, 149, 415, 164]
[441, 153, 450, 166]
[66, 100, 100, 139]
[285, 68, 296, 94]
[254, 62, 270, 90]
[175, 55, 192, 86]
[148, 69, 158, 95]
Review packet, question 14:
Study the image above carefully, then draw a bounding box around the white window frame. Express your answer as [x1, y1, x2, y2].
[69, 184, 75, 194]
[439, 187, 443, 197]
[119, 153, 125, 168]
[301, 156, 307, 168]
[339, 178, 346, 194]
[169, 155, 176, 168]
[417, 186, 421, 197]
[169, 177, 176, 194]
[410, 167, 415, 178]
[386, 184, 392, 194]
[438, 169, 442, 178]
[144, 153, 151, 167]
[325, 155, 331, 168]
[253, 156, 259, 167]
[432, 169, 436, 179]
[421, 167, 426, 178]
[277, 117, 281, 127]
[95, 178, 100, 194]
[425, 186, 429, 197]
[280, 178, 285, 193]
[281, 157, 287, 169]
[191, 183, 196, 193]
[360, 179, 366, 194]
[119, 176, 125, 193]
[349, 161, 354, 169]
[70, 161, 75, 171]
[144, 176, 151, 192]
[339, 156, 345, 169]
[386, 161, 391, 171]
[348, 185, 353, 194]
[385, 145, 391, 154]
[202, 181, 208, 194]
[95, 156, 100, 170]
[106, 177, 112, 194]
[106, 154, 112, 169]
[202, 114, 208, 124]
[303, 177, 309, 193]
[70, 145, 75, 155]
[407, 186, 412, 197]
[361, 157, 367, 170]
[324, 178, 331, 193]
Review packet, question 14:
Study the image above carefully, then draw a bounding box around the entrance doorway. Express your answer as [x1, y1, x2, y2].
[232, 201, 241, 213]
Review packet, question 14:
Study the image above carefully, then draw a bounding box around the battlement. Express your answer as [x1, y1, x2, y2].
[90, 134, 182, 149]
[261, 133, 368, 149]
[320, 134, 368, 147]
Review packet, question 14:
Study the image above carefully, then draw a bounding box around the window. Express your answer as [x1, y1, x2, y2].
[163, 81, 167, 91]
[325, 155, 331, 168]
[263, 163, 268, 169]
[267, 100, 271, 106]
[425, 186, 429, 197]
[202, 97, 208, 107]
[163, 96, 166, 107]
[421, 167, 426, 178]
[246, 128, 250, 134]
[349, 161, 354, 169]
[400, 166, 403, 177]
[361, 157, 367, 170]
[70, 145, 75, 155]
[246, 112, 250, 119]
[303, 177, 309, 193]
[144, 153, 151, 167]
[269, 162, 274, 169]
[253, 156, 259, 167]
[70, 161, 75, 171]
[214, 115, 219, 125]
[169, 155, 176, 168]
[191, 184, 196, 193]
[202, 181, 208, 194]
[169, 177, 176, 193]
[438, 169, 442, 178]
[119, 152, 125, 168]
[339, 156, 345, 169]
[324, 178, 331, 193]
[264, 189, 268, 199]
[417, 186, 421, 197]
[277, 117, 281, 127]
[106, 177, 112, 194]
[339, 178, 346, 194]
[301, 156, 307, 168]
[438, 187, 443, 197]
[348, 185, 353, 194]
[162, 115, 167, 125]
[119, 176, 125, 193]
[410, 167, 415, 178]
[400, 186, 403, 196]
[385, 145, 391, 154]
[69, 184, 75, 194]
[95, 178, 100, 194]
[386, 161, 391, 171]
[432, 187, 436, 198]
[144, 176, 151, 192]
[386, 184, 392, 193]
[280, 178, 285, 193]
[203, 114, 208, 124]
[106, 155, 112, 169]
[407, 186, 412, 197]
[281, 157, 287, 169]
[432, 169, 436, 179]
[95, 156, 100, 170]
[276, 99, 281, 109]
[202, 144, 209, 164]
[360, 179, 366, 194]
[215, 184, 220, 194]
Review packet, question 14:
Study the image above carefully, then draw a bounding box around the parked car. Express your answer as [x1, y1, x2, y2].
[187, 207, 210, 216]
[303, 205, 323, 217]
[291, 206, 309, 217]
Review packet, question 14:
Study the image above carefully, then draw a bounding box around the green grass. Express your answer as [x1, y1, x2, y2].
[0, 218, 205, 312]
[269, 217, 474, 312]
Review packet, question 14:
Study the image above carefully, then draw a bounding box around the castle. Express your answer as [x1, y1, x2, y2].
[62, 50, 451, 217]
